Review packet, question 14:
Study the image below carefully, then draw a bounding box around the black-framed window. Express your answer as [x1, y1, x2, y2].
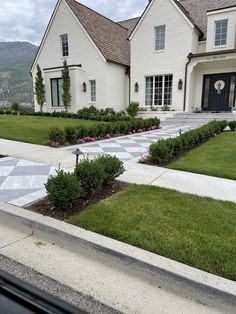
[145, 75, 173, 106]
[60, 34, 69, 57]
[51, 78, 63, 107]
[215, 20, 228, 46]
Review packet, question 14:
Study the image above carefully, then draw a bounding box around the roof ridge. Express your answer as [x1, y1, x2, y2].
[118, 16, 140, 23]
[65, 0, 128, 31]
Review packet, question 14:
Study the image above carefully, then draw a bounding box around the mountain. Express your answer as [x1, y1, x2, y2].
[0, 42, 38, 105]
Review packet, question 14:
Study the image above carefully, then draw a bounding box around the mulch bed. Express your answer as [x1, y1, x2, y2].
[26, 181, 128, 221]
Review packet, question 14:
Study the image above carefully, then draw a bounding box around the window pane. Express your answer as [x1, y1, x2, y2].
[154, 76, 163, 106]
[90, 80, 96, 102]
[155, 25, 166, 50]
[61, 34, 69, 57]
[164, 75, 173, 106]
[51, 79, 59, 107]
[58, 79, 63, 106]
[215, 20, 228, 46]
[145, 77, 153, 106]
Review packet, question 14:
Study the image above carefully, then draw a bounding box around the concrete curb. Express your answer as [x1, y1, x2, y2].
[0, 201, 236, 312]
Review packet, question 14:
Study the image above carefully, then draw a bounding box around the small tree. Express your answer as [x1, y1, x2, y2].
[62, 60, 72, 112]
[35, 64, 45, 112]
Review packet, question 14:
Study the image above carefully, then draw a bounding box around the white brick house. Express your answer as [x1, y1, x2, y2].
[31, 0, 236, 113]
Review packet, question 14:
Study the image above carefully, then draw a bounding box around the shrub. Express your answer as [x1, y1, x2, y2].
[65, 126, 76, 143]
[96, 155, 125, 183]
[11, 102, 20, 113]
[228, 121, 236, 131]
[148, 121, 226, 166]
[126, 101, 139, 119]
[45, 169, 81, 210]
[48, 127, 65, 145]
[75, 158, 105, 197]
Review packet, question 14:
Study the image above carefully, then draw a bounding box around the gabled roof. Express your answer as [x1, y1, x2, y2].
[180, 0, 236, 38]
[118, 17, 140, 37]
[65, 0, 130, 66]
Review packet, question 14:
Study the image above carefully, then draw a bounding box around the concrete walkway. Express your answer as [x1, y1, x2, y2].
[1, 137, 236, 205]
[119, 162, 236, 203]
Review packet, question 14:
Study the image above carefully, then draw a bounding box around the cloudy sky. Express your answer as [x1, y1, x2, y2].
[0, 0, 148, 45]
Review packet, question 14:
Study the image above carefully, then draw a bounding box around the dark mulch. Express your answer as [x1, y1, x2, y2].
[26, 181, 128, 221]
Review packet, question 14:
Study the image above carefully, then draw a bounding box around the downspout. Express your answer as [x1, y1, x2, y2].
[183, 53, 192, 111]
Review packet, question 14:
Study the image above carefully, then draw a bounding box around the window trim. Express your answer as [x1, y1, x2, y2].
[214, 19, 228, 47]
[154, 25, 166, 51]
[60, 34, 69, 57]
[50, 78, 63, 107]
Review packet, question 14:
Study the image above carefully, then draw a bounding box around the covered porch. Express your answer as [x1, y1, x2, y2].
[186, 50, 236, 112]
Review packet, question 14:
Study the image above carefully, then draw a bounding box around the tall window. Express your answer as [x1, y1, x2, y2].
[61, 34, 69, 57]
[215, 20, 228, 46]
[155, 25, 166, 51]
[90, 80, 96, 102]
[145, 75, 173, 107]
[51, 78, 63, 107]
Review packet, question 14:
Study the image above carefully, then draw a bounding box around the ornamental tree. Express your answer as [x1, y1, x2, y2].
[62, 60, 72, 112]
[35, 64, 45, 112]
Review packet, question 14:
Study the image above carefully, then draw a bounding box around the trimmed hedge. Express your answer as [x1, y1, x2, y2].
[148, 120, 227, 166]
[49, 118, 160, 145]
[228, 121, 236, 131]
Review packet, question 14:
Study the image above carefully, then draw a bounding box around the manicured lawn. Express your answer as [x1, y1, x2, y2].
[68, 185, 236, 281]
[168, 132, 236, 180]
[0, 115, 98, 145]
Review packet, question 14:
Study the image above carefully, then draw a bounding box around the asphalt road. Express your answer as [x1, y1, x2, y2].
[0, 254, 121, 314]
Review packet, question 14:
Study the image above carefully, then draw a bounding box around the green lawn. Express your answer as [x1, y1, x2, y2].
[0, 115, 98, 145]
[168, 132, 236, 180]
[68, 185, 236, 281]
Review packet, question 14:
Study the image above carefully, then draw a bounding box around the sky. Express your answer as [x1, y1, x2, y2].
[0, 0, 148, 45]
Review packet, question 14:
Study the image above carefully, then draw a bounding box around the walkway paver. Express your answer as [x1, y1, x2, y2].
[0, 157, 58, 206]
[63, 123, 197, 161]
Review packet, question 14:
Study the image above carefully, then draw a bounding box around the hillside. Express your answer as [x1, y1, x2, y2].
[0, 42, 38, 104]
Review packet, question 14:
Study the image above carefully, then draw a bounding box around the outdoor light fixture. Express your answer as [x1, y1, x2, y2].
[178, 79, 183, 90]
[73, 148, 84, 165]
[82, 82, 87, 92]
[134, 82, 139, 92]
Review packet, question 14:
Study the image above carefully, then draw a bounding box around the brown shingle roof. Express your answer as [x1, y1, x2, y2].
[65, 0, 130, 66]
[180, 0, 236, 38]
[118, 17, 140, 37]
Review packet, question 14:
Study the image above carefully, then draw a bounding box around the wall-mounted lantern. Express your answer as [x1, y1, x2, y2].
[82, 82, 87, 92]
[178, 79, 183, 90]
[134, 82, 139, 92]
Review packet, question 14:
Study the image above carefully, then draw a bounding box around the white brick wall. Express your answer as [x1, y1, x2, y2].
[31, 0, 128, 112]
[130, 0, 199, 111]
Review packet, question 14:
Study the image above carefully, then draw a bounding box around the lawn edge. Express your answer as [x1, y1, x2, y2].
[0, 201, 236, 312]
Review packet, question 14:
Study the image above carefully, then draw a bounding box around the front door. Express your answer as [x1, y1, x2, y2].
[202, 73, 236, 112]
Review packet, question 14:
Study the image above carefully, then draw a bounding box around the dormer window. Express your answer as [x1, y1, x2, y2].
[155, 25, 166, 51]
[61, 34, 69, 57]
[215, 20, 228, 46]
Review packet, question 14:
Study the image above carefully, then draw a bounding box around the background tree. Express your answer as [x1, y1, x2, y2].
[62, 60, 71, 112]
[35, 64, 45, 112]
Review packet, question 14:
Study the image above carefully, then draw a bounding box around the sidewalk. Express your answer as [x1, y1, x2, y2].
[1, 138, 236, 205]
[119, 162, 236, 203]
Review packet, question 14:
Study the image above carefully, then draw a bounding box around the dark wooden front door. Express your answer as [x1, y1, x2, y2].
[202, 73, 236, 112]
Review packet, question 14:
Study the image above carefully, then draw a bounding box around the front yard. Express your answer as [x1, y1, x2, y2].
[68, 185, 236, 281]
[168, 132, 236, 180]
[0, 115, 98, 145]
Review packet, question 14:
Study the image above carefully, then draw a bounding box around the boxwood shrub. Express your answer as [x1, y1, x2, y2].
[228, 121, 236, 131]
[49, 117, 160, 145]
[148, 120, 227, 166]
